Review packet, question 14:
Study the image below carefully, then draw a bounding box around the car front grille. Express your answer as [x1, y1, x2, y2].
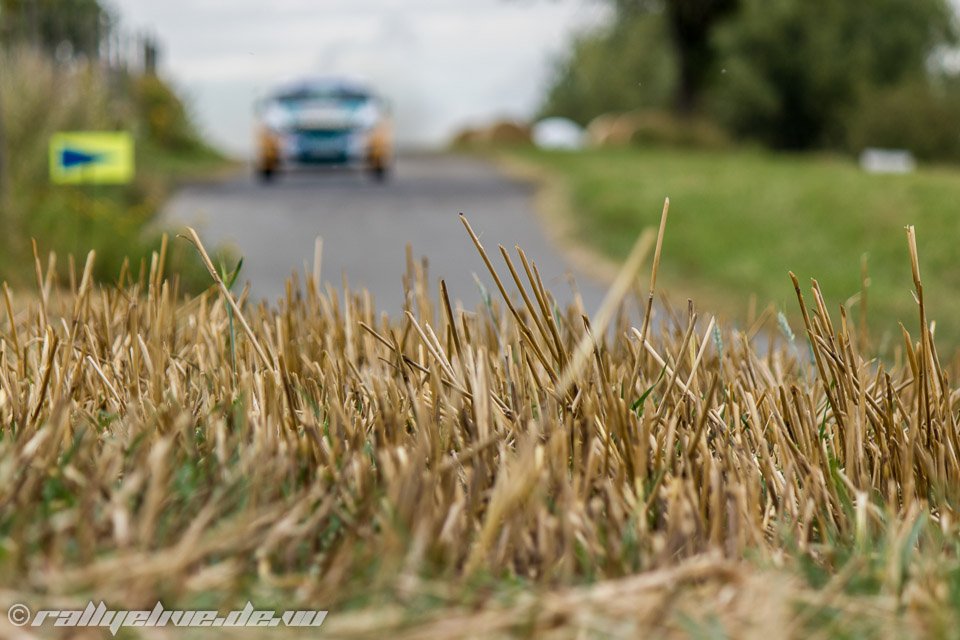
[291, 128, 356, 162]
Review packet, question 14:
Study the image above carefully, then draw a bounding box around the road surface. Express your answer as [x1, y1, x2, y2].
[163, 154, 608, 314]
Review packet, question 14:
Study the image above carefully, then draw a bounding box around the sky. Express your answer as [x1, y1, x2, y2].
[112, 0, 609, 157]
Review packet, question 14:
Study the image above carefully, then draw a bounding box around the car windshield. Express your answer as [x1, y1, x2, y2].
[274, 87, 371, 108]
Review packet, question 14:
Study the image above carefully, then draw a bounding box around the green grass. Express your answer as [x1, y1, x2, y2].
[511, 146, 960, 347]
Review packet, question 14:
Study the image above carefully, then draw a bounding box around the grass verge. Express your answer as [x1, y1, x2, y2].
[505, 146, 960, 349]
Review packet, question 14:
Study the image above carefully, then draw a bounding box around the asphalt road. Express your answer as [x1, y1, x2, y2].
[163, 154, 607, 314]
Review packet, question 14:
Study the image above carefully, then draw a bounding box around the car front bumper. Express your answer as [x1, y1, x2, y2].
[280, 128, 369, 165]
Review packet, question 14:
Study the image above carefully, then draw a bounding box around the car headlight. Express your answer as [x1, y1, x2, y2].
[262, 103, 293, 132]
[352, 103, 379, 131]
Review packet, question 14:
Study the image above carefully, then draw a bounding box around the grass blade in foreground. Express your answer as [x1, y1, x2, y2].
[0, 218, 955, 638]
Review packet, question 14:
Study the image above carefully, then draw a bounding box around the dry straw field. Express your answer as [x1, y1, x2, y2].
[0, 207, 959, 638]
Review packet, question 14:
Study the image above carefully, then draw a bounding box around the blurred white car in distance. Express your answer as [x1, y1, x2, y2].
[255, 76, 393, 182]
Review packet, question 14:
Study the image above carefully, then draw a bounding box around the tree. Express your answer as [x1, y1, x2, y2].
[541, 0, 739, 122]
[613, 0, 739, 113]
[540, 12, 676, 124]
[543, 0, 957, 143]
[708, 0, 958, 149]
[663, 0, 738, 113]
[0, 0, 107, 59]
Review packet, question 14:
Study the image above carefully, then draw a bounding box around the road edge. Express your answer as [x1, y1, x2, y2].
[488, 152, 621, 287]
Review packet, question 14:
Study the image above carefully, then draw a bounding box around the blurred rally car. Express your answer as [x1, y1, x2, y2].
[255, 77, 393, 181]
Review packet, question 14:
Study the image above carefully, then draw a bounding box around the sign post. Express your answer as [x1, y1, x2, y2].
[49, 132, 134, 185]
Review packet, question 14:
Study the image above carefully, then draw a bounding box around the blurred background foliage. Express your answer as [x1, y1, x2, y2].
[542, 0, 960, 159]
[132, 74, 213, 155]
[0, 0, 106, 58]
[538, 13, 677, 126]
[0, 0, 222, 290]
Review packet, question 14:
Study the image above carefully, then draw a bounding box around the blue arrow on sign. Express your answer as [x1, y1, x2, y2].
[60, 148, 104, 169]
[50, 132, 134, 184]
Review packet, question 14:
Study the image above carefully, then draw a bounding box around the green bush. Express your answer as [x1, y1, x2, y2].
[845, 80, 960, 162]
[130, 74, 206, 153]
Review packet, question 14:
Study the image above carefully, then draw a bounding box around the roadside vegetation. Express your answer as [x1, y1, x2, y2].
[523, 0, 960, 349]
[543, 0, 960, 159]
[0, 3, 227, 290]
[0, 216, 959, 637]
[508, 145, 960, 348]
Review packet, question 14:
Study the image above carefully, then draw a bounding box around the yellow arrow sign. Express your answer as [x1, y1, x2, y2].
[50, 132, 135, 185]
